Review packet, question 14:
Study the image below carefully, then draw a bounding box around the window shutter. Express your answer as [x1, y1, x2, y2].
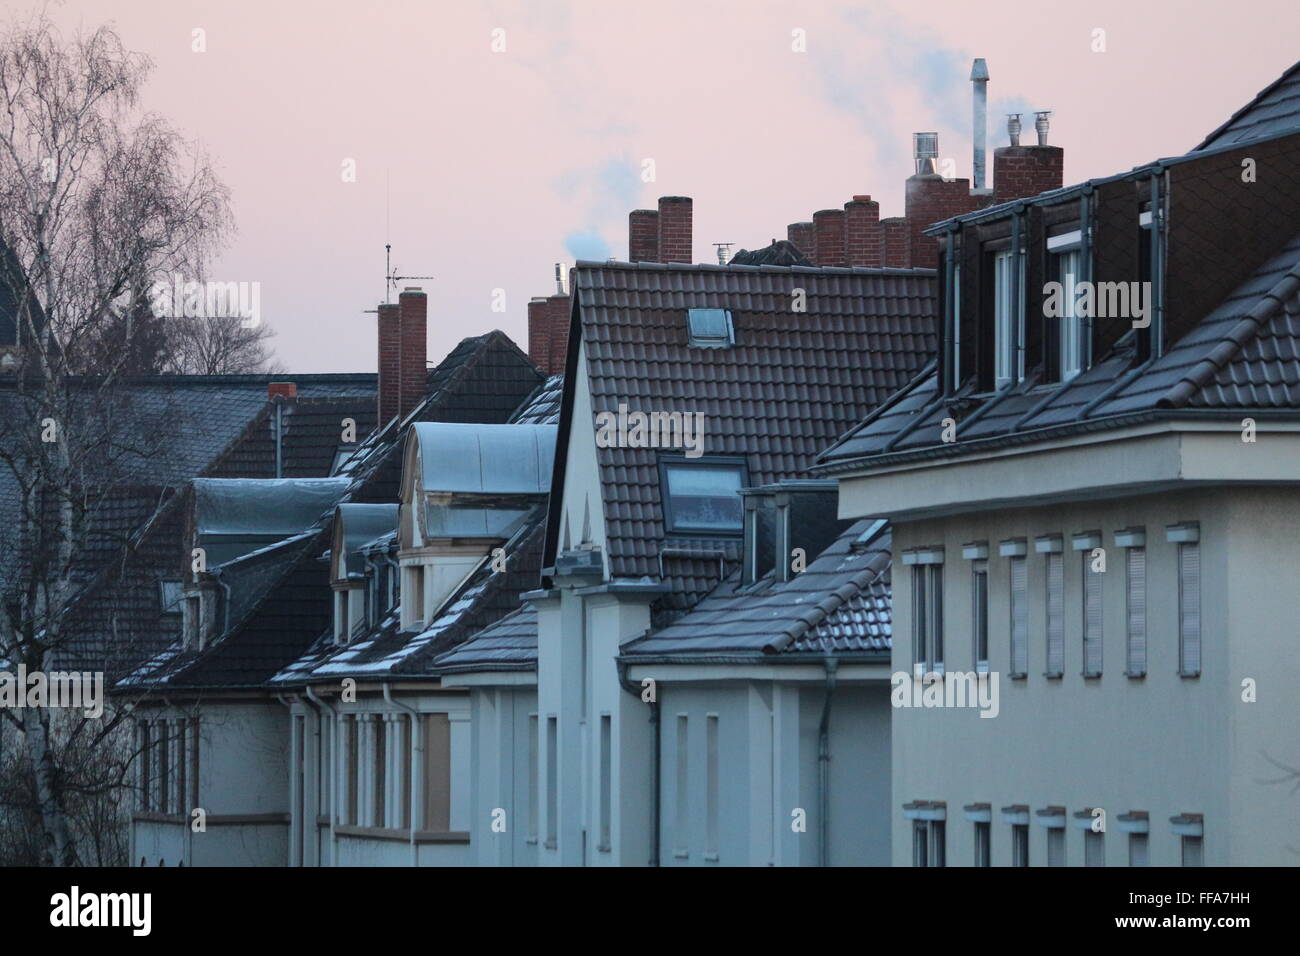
[1010, 557, 1028, 676]
[912, 566, 927, 670]
[1127, 547, 1147, 676]
[1046, 552, 1064, 676]
[930, 565, 944, 669]
[1083, 562, 1103, 676]
[1179, 543, 1201, 675]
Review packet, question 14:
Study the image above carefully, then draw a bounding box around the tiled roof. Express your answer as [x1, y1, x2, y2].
[621, 519, 891, 659]
[510, 374, 563, 424]
[1197, 60, 1300, 150]
[432, 604, 540, 673]
[560, 260, 935, 617]
[819, 230, 1300, 470]
[272, 508, 547, 682]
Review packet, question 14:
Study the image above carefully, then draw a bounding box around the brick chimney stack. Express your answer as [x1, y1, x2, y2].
[629, 209, 660, 262]
[843, 196, 882, 268]
[993, 112, 1064, 204]
[882, 218, 911, 268]
[526, 268, 572, 377]
[397, 287, 427, 421]
[812, 209, 848, 267]
[787, 222, 816, 263]
[377, 302, 401, 426]
[657, 196, 693, 263]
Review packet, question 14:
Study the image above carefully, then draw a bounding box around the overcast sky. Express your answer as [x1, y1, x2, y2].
[33, 0, 1300, 372]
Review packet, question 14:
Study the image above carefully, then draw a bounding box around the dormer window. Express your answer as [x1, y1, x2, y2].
[660, 457, 746, 535]
[1047, 230, 1085, 383]
[991, 247, 1020, 389]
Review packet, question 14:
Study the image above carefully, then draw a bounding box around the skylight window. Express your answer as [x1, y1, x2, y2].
[660, 457, 746, 534]
[686, 308, 735, 349]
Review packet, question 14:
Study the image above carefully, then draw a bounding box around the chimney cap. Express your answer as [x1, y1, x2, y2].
[970, 58, 989, 81]
[850, 194, 873, 203]
[401, 286, 425, 294]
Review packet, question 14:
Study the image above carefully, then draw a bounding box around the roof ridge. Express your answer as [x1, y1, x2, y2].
[1159, 238, 1300, 408]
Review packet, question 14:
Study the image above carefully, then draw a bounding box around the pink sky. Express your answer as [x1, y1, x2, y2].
[34, 0, 1300, 372]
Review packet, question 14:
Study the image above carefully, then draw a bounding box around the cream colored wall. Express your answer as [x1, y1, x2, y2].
[890, 487, 1238, 865]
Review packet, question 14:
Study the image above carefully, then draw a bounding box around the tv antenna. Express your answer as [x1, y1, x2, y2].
[383, 243, 434, 304]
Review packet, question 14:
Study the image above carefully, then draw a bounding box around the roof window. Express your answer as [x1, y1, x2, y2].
[686, 308, 735, 349]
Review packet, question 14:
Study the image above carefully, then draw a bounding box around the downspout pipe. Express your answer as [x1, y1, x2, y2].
[617, 658, 659, 867]
[383, 682, 422, 866]
[817, 656, 839, 868]
[305, 684, 338, 865]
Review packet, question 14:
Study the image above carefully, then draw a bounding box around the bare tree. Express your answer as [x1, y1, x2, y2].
[0, 12, 232, 865]
[165, 314, 283, 375]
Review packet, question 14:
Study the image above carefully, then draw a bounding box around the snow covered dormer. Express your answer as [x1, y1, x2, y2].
[330, 504, 399, 645]
[398, 422, 556, 630]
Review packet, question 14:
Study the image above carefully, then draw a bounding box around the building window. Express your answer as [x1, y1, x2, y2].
[674, 715, 689, 858]
[974, 821, 991, 867]
[528, 714, 539, 843]
[993, 248, 1016, 388]
[686, 308, 735, 349]
[1047, 827, 1066, 867]
[1178, 542, 1201, 676]
[1082, 558, 1104, 678]
[1009, 555, 1028, 678]
[910, 562, 944, 675]
[1045, 551, 1064, 677]
[971, 560, 988, 672]
[1051, 245, 1084, 381]
[705, 714, 719, 861]
[1012, 824, 1029, 867]
[156, 721, 170, 815]
[422, 713, 451, 832]
[1129, 832, 1149, 867]
[373, 718, 387, 828]
[930, 820, 945, 867]
[660, 458, 746, 535]
[598, 714, 612, 853]
[544, 716, 558, 849]
[912, 820, 929, 867]
[1182, 835, 1203, 867]
[1085, 829, 1105, 867]
[1126, 546, 1147, 676]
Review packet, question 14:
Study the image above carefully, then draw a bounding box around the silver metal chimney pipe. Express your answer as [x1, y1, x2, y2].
[554, 263, 565, 295]
[1007, 113, 1022, 147]
[970, 58, 989, 191]
[913, 132, 939, 175]
[1035, 110, 1052, 146]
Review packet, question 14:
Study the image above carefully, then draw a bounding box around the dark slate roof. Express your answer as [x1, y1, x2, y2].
[117, 529, 329, 690]
[1197, 60, 1300, 151]
[432, 604, 539, 673]
[729, 239, 812, 267]
[272, 508, 547, 682]
[511, 374, 563, 424]
[557, 260, 935, 617]
[818, 230, 1300, 471]
[621, 519, 891, 660]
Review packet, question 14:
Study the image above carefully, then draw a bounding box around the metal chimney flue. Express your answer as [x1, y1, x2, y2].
[1007, 113, 1022, 147]
[713, 242, 733, 265]
[554, 263, 565, 295]
[1035, 110, 1052, 146]
[913, 132, 939, 175]
[970, 58, 989, 191]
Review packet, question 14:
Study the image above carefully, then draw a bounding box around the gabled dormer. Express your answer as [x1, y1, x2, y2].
[740, 480, 849, 587]
[398, 421, 555, 629]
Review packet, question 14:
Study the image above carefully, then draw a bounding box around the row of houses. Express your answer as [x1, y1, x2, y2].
[25, 55, 1298, 866]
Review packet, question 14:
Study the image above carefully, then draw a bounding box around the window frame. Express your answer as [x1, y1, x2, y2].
[658, 455, 749, 537]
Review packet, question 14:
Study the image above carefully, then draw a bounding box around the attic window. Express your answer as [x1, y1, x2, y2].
[159, 580, 183, 615]
[686, 309, 735, 349]
[660, 457, 746, 535]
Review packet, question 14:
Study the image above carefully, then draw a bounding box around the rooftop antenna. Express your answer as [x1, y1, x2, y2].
[384, 243, 435, 304]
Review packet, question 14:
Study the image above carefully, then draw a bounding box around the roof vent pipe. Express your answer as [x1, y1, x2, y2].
[970, 58, 989, 191]
[1007, 113, 1022, 147]
[554, 263, 565, 295]
[1035, 111, 1052, 146]
[913, 132, 939, 175]
[713, 242, 733, 265]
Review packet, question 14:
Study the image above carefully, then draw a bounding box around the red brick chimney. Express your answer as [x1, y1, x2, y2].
[993, 146, 1065, 205]
[882, 218, 911, 268]
[268, 382, 297, 400]
[787, 222, 816, 263]
[812, 209, 848, 267]
[397, 287, 427, 421]
[629, 209, 660, 262]
[905, 174, 982, 270]
[526, 267, 571, 376]
[657, 196, 693, 263]
[377, 302, 400, 426]
[843, 196, 882, 268]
